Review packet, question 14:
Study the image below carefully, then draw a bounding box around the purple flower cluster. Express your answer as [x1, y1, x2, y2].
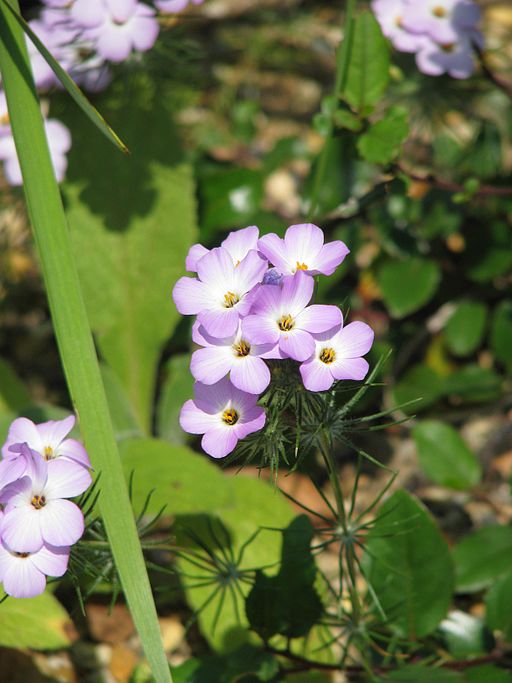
[0, 416, 91, 598]
[372, 0, 483, 79]
[172, 224, 374, 459]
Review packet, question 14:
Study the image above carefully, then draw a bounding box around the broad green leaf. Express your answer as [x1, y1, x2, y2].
[439, 611, 492, 658]
[170, 646, 278, 683]
[0, 357, 30, 413]
[120, 438, 233, 515]
[157, 353, 194, 444]
[182, 477, 294, 651]
[453, 525, 512, 593]
[63, 82, 197, 431]
[0, 0, 127, 154]
[485, 571, 512, 641]
[378, 258, 440, 318]
[101, 363, 142, 441]
[0, 590, 72, 649]
[357, 107, 409, 164]
[412, 420, 481, 490]
[342, 11, 390, 112]
[378, 667, 462, 683]
[445, 301, 487, 357]
[392, 365, 444, 413]
[465, 666, 512, 683]
[442, 366, 502, 404]
[246, 515, 323, 640]
[365, 490, 453, 638]
[466, 222, 512, 283]
[490, 301, 512, 371]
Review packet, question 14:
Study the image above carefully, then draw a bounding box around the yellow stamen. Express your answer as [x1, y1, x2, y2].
[278, 314, 294, 332]
[295, 262, 308, 271]
[31, 495, 46, 510]
[440, 42, 455, 52]
[233, 340, 251, 357]
[319, 347, 336, 364]
[14, 552, 30, 558]
[223, 291, 240, 308]
[222, 408, 239, 426]
[44, 445, 54, 460]
[432, 5, 447, 17]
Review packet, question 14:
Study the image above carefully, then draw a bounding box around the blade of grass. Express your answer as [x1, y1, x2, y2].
[0, 3, 171, 681]
[0, 0, 128, 154]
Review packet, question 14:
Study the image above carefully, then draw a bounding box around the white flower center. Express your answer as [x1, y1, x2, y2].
[278, 314, 294, 332]
[319, 347, 336, 364]
[222, 408, 239, 426]
[233, 340, 251, 357]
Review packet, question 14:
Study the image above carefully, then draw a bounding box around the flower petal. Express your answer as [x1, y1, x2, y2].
[1, 506, 44, 553]
[242, 315, 279, 346]
[230, 356, 270, 394]
[172, 276, 212, 315]
[45, 460, 92, 499]
[190, 347, 233, 385]
[31, 544, 70, 577]
[198, 307, 240, 338]
[279, 328, 315, 361]
[300, 359, 334, 392]
[40, 499, 84, 547]
[257, 233, 289, 272]
[197, 247, 235, 288]
[2, 417, 42, 458]
[335, 321, 374, 358]
[37, 415, 75, 450]
[331, 357, 370, 381]
[179, 399, 219, 435]
[186, 243, 209, 272]
[222, 225, 259, 264]
[3, 556, 46, 598]
[315, 241, 350, 276]
[283, 223, 324, 266]
[234, 250, 268, 292]
[233, 406, 266, 439]
[58, 439, 92, 468]
[281, 271, 313, 317]
[296, 304, 342, 334]
[201, 425, 239, 459]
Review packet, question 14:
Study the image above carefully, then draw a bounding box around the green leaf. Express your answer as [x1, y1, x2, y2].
[490, 301, 512, 371]
[378, 666, 462, 683]
[0, 591, 72, 650]
[445, 301, 487, 357]
[357, 107, 409, 164]
[342, 11, 390, 112]
[412, 420, 481, 490]
[392, 365, 444, 413]
[170, 647, 278, 683]
[0, 0, 127, 154]
[246, 515, 323, 640]
[0, 357, 30, 413]
[485, 571, 512, 641]
[120, 438, 233, 515]
[365, 490, 453, 638]
[378, 258, 440, 318]
[62, 83, 198, 432]
[453, 525, 512, 593]
[465, 666, 512, 683]
[442, 366, 502, 404]
[156, 353, 194, 444]
[439, 611, 492, 659]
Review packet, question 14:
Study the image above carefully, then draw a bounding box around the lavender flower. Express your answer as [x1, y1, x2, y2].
[242, 271, 342, 362]
[191, 320, 276, 394]
[258, 223, 349, 278]
[0, 118, 71, 186]
[0, 532, 69, 599]
[3, 416, 91, 470]
[179, 378, 266, 458]
[173, 247, 268, 338]
[299, 321, 374, 392]
[401, 0, 481, 45]
[372, 0, 430, 53]
[415, 31, 482, 79]
[0, 446, 91, 553]
[155, 0, 204, 13]
[71, 0, 160, 63]
[186, 225, 259, 273]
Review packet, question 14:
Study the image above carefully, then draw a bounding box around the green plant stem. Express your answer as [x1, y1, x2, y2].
[0, 4, 171, 681]
[307, 0, 357, 221]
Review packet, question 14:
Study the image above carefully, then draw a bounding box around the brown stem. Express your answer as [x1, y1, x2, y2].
[396, 163, 512, 198]
[475, 44, 512, 101]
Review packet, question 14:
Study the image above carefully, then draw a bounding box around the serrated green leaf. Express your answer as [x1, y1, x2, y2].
[342, 11, 390, 112]
[412, 420, 481, 490]
[453, 525, 512, 593]
[378, 258, 440, 318]
[62, 85, 197, 432]
[0, 590, 72, 650]
[357, 107, 409, 164]
[365, 490, 453, 638]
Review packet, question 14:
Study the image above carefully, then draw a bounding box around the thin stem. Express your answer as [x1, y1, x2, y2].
[307, 0, 357, 220]
[0, 5, 171, 681]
